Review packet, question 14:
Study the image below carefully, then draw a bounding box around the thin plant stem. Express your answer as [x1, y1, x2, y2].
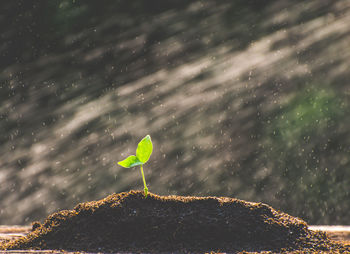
[140, 164, 148, 197]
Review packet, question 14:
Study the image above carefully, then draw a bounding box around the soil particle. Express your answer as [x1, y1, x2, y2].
[1, 191, 348, 253]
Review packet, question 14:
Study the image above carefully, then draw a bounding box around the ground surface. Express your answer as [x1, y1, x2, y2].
[1, 226, 348, 253]
[0, 191, 349, 253]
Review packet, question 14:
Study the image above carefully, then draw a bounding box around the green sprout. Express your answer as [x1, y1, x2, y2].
[118, 135, 153, 197]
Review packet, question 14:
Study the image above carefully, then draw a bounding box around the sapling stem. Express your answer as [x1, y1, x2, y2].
[140, 164, 148, 197]
[118, 135, 153, 198]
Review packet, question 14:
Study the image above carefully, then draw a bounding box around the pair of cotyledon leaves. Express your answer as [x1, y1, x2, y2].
[118, 135, 153, 168]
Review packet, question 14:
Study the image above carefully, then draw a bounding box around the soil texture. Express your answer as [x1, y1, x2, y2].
[0, 191, 348, 253]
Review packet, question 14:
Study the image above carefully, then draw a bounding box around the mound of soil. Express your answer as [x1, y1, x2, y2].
[1, 191, 348, 253]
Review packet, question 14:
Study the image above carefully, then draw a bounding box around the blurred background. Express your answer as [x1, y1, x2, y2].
[1, 0, 349, 225]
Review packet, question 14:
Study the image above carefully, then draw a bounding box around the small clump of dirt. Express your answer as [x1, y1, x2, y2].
[1, 190, 348, 253]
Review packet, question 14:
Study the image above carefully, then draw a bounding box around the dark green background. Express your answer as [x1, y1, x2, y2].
[1, 0, 349, 225]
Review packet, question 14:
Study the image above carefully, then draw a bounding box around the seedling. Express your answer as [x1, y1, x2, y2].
[118, 135, 153, 197]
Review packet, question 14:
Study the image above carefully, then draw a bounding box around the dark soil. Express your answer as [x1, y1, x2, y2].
[1, 191, 348, 253]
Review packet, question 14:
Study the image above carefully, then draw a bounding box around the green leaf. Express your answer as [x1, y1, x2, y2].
[118, 155, 143, 168]
[136, 135, 153, 164]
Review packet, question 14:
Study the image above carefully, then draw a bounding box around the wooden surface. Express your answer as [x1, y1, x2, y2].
[309, 225, 350, 245]
[0, 225, 349, 253]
